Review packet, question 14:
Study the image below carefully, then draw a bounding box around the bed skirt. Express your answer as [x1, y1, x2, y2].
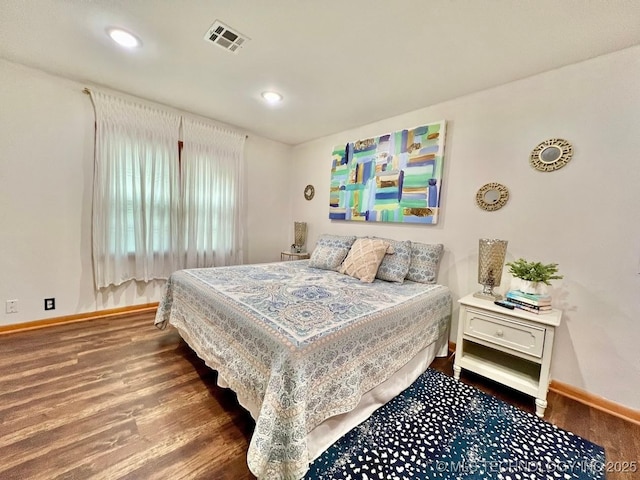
[306, 330, 449, 461]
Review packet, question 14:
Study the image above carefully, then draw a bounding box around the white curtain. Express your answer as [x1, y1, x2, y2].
[90, 91, 181, 288]
[181, 117, 245, 268]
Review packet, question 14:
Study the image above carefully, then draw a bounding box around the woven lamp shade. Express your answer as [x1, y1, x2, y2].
[294, 222, 307, 252]
[474, 238, 508, 300]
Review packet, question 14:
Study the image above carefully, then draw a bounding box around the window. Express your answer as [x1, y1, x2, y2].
[90, 90, 245, 288]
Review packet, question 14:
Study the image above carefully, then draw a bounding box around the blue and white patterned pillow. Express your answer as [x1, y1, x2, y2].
[372, 237, 412, 283]
[309, 234, 357, 271]
[406, 242, 444, 284]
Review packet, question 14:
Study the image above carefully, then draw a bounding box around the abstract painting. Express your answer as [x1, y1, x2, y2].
[329, 121, 446, 224]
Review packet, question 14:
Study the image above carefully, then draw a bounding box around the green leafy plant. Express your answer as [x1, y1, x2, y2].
[505, 258, 563, 285]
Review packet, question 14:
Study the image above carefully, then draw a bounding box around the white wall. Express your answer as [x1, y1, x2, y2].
[289, 46, 640, 410]
[244, 136, 293, 264]
[0, 59, 292, 327]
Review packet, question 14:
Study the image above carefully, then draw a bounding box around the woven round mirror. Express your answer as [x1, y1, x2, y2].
[476, 183, 509, 211]
[530, 138, 573, 172]
[304, 184, 315, 200]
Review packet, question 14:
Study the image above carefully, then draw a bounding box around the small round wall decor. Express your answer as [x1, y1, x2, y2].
[304, 184, 315, 200]
[476, 183, 509, 211]
[530, 138, 573, 172]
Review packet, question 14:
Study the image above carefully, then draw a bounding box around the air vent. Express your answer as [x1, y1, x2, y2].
[204, 20, 249, 53]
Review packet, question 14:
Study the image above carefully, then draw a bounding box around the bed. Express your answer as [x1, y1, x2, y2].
[155, 258, 451, 479]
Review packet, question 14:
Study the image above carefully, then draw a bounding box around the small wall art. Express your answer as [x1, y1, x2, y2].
[476, 183, 510, 211]
[329, 121, 446, 224]
[530, 138, 573, 172]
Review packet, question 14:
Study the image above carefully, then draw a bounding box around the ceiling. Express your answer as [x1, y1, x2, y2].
[1, 1, 639, 146]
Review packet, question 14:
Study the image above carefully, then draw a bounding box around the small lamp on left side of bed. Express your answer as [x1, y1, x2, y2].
[293, 222, 307, 253]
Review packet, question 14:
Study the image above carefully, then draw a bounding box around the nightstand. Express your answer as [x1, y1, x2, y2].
[453, 294, 562, 417]
[280, 251, 310, 261]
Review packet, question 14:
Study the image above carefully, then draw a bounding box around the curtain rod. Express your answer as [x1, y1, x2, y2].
[82, 87, 248, 139]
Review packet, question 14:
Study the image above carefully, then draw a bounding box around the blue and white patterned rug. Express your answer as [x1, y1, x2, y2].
[305, 369, 605, 480]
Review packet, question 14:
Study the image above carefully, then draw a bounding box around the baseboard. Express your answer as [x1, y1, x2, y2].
[448, 340, 640, 426]
[0, 303, 159, 335]
[549, 380, 640, 426]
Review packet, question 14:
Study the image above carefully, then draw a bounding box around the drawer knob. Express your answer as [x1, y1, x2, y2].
[495, 329, 504, 337]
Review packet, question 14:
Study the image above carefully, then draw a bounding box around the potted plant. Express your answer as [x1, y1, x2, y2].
[505, 258, 563, 295]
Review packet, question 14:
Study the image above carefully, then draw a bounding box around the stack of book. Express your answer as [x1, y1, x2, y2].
[504, 290, 552, 314]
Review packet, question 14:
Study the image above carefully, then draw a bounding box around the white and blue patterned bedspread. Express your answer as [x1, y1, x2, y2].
[155, 260, 451, 480]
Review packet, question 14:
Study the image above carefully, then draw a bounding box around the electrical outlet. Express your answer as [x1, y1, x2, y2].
[44, 298, 56, 311]
[6, 299, 18, 314]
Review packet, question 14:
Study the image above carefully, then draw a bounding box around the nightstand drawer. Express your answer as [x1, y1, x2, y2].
[464, 309, 545, 358]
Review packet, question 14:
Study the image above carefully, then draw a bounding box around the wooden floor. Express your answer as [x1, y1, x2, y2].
[0, 312, 638, 479]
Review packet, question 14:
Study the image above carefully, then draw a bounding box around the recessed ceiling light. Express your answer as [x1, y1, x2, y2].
[261, 91, 283, 105]
[107, 28, 142, 48]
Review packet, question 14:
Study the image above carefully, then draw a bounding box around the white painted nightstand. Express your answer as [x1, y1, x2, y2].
[453, 294, 562, 417]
